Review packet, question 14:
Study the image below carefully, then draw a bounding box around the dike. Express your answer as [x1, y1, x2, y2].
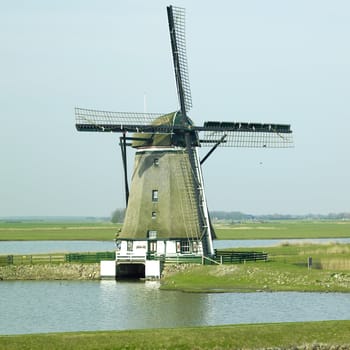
[0, 263, 100, 280]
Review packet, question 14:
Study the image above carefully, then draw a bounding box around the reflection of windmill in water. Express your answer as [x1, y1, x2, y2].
[75, 6, 293, 277]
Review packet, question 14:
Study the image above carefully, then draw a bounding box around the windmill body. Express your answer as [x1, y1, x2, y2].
[117, 111, 214, 266]
[75, 6, 293, 278]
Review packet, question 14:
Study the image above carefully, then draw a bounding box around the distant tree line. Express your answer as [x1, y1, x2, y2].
[305, 212, 350, 220]
[110, 209, 350, 223]
[210, 211, 254, 222]
[211, 211, 350, 222]
[111, 209, 125, 223]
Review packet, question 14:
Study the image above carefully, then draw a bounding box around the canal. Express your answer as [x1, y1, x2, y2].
[1, 280, 349, 335]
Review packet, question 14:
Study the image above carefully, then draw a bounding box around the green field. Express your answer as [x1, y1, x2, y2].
[215, 221, 350, 240]
[1, 220, 350, 241]
[0, 221, 121, 241]
[1, 321, 349, 350]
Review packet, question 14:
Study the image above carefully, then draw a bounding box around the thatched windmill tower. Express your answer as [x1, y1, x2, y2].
[75, 6, 293, 277]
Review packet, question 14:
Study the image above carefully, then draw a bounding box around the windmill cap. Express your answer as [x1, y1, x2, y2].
[131, 111, 199, 148]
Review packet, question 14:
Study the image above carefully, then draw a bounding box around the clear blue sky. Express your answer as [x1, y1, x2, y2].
[1, 0, 349, 217]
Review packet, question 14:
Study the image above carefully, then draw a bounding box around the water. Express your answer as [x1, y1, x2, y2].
[2, 238, 350, 255]
[214, 238, 350, 249]
[0, 280, 349, 335]
[0, 240, 115, 255]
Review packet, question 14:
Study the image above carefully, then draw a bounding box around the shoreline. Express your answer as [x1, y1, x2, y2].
[1, 263, 350, 294]
[0, 263, 100, 280]
[160, 263, 350, 293]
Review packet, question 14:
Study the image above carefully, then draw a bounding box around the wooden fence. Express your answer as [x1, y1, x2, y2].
[1, 251, 267, 266]
[0, 252, 115, 266]
[214, 250, 268, 264]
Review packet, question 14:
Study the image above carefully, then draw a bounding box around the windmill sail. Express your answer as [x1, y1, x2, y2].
[75, 107, 165, 132]
[167, 6, 192, 116]
[200, 121, 293, 148]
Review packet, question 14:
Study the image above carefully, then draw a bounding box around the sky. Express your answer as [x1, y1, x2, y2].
[1, 0, 349, 217]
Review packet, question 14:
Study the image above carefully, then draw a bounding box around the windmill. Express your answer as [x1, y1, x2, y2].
[75, 6, 293, 276]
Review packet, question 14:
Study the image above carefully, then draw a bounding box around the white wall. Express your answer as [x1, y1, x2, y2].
[100, 261, 116, 278]
[165, 240, 177, 255]
[116, 240, 147, 257]
[145, 260, 161, 278]
[156, 241, 165, 255]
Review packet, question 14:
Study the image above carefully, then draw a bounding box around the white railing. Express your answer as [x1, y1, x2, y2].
[116, 254, 146, 263]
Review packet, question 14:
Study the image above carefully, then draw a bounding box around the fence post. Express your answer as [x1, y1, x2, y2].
[308, 256, 312, 270]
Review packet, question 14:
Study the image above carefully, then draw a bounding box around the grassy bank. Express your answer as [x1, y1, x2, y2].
[1, 321, 350, 350]
[1, 220, 350, 241]
[161, 243, 350, 292]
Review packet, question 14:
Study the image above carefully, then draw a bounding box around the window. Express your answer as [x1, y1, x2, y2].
[176, 240, 190, 253]
[148, 230, 157, 239]
[152, 211, 157, 219]
[152, 190, 158, 202]
[148, 241, 157, 253]
[153, 158, 159, 166]
[127, 241, 133, 251]
[180, 240, 190, 253]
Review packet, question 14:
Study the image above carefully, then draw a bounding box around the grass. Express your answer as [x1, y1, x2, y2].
[0, 221, 121, 240]
[0, 321, 349, 350]
[215, 220, 350, 240]
[1, 220, 349, 241]
[161, 242, 350, 292]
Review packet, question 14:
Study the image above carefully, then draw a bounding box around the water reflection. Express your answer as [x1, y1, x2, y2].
[97, 280, 208, 329]
[1, 281, 349, 335]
